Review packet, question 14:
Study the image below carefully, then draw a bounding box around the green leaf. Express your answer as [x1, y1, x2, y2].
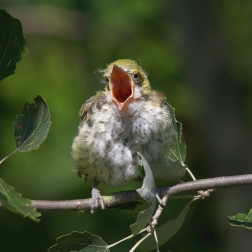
[0, 177, 40, 222]
[227, 209, 252, 230]
[14, 95, 51, 152]
[136, 204, 190, 251]
[151, 158, 186, 181]
[150, 103, 187, 181]
[0, 9, 28, 81]
[130, 152, 156, 235]
[48, 231, 109, 252]
[165, 102, 186, 164]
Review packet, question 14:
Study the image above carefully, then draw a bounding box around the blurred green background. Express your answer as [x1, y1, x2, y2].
[1, 0, 252, 251]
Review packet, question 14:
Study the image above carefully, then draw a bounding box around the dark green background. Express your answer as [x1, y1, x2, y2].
[1, 1, 252, 251]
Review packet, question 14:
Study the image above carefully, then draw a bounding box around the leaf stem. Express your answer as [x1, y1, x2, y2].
[153, 229, 159, 252]
[186, 167, 197, 181]
[129, 232, 152, 252]
[0, 149, 18, 165]
[108, 228, 147, 248]
[107, 234, 134, 248]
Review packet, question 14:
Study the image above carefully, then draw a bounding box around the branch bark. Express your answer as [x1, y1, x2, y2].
[1, 174, 252, 211]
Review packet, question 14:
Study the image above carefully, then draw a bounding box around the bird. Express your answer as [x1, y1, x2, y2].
[72, 59, 185, 213]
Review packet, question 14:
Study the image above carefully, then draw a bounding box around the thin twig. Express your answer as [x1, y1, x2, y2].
[0, 149, 18, 165]
[153, 228, 159, 252]
[129, 232, 152, 252]
[150, 204, 164, 230]
[186, 167, 197, 181]
[108, 228, 147, 249]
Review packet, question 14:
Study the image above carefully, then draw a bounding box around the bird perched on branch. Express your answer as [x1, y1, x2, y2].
[72, 59, 185, 213]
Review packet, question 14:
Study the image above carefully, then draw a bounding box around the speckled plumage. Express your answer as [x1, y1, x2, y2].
[72, 59, 175, 211]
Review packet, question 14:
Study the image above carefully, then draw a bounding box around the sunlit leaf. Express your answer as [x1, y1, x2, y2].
[130, 152, 156, 235]
[136, 204, 190, 251]
[48, 231, 109, 252]
[0, 9, 28, 81]
[0, 178, 40, 222]
[150, 103, 187, 180]
[227, 209, 252, 230]
[14, 95, 51, 152]
[165, 102, 186, 163]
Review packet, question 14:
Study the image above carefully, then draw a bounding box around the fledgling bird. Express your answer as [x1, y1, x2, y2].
[72, 59, 184, 213]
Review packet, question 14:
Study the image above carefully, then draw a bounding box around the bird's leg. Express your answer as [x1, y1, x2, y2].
[91, 180, 105, 214]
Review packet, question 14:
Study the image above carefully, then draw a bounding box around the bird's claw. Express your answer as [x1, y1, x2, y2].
[91, 188, 105, 214]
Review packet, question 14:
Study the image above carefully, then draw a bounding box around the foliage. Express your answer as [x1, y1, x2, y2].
[136, 202, 190, 252]
[0, 10, 50, 223]
[130, 153, 156, 236]
[227, 209, 252, 230]
[0, 9, 27, 81]
[0, 177, 41, 222]
[0, 8, 190, 252]
[1, 1, 252, 252]
[48, 231, 109, 252]
[14, 95, 51, 152]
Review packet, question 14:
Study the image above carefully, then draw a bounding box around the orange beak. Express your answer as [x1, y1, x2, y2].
[109, 65, 134, 111]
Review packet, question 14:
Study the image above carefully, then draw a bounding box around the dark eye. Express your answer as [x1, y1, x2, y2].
[133, 73, 139, 79]
[105, 77, 109, 83]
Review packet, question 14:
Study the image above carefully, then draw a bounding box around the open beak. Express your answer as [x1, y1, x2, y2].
[109, 65, 134, 111]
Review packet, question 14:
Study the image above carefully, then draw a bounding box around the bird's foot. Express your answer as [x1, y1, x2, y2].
[91, 188, 105, 214]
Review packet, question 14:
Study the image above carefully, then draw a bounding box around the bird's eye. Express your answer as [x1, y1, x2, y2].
[133, 73, 139, 79]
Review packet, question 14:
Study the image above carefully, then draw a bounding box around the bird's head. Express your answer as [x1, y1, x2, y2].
[102, 59, 152, 112]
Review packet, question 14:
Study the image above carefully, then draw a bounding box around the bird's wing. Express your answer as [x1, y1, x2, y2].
[78, 91, 107, 127]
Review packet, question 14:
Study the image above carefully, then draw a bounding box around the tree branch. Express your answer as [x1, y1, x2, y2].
[1, 174, 252, 211]
[159, 174, 252, 198]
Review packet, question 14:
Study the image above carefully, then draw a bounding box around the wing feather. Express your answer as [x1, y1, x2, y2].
[78, 91, 107, 130]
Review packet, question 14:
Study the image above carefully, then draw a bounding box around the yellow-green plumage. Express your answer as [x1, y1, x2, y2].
[72, 59, 175, 212]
